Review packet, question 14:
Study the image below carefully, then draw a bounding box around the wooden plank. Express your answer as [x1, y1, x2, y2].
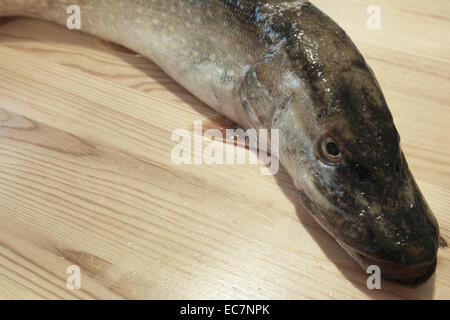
[0, 0, 449, 299]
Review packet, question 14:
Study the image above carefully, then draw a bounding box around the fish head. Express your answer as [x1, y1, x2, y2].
[278, 61, 439, 285]
[238, 1, 439, 284]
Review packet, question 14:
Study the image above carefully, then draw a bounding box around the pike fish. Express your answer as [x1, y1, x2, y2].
[0, 0, 440, 285]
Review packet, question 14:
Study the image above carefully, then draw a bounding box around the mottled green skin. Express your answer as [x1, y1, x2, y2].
[0, 0, 440, 284]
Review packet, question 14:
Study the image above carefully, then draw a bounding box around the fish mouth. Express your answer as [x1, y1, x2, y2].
[297, 190, 437, 286]
[338, 234, 437, 286]
[352, 248, 437, 286]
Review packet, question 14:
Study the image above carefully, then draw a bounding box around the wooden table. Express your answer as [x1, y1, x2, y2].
[0, 0, 448, 299]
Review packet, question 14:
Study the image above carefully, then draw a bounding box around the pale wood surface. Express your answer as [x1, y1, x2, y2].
[0, 0, 449, 299]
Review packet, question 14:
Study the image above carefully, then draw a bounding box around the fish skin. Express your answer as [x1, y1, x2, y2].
[0, 0, 440, 285]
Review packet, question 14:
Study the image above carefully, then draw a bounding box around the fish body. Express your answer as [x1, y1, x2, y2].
[0, 0, 440, 284]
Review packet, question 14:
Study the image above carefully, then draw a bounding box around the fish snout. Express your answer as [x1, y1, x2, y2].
[358, 251, 437, 286]
[360, 215, 439, 285]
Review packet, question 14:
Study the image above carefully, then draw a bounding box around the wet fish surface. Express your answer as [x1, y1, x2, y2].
[0, 0, 440, 285]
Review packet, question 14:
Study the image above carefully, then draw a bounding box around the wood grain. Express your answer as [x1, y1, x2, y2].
[0, 0, 449, 299]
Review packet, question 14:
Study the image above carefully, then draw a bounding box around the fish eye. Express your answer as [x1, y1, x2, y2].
[319, 136, 343, 163]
